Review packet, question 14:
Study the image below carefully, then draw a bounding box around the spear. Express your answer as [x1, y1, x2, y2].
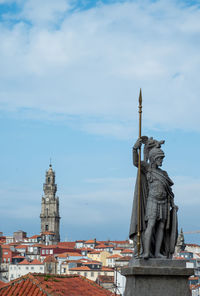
[137, 88, 142, 257]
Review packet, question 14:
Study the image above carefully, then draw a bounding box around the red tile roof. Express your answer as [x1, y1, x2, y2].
[30, 259, 43, 265]
[186, 244, 200, 247]
[42, 245, 58, 249]
[110, 240, 129, 244]
[115, 256, 131, 261]
[85, 239, 99, 244]
[57, 252, 81, 258]
[101, 267, 113, 271]
[18, 259, 42, 265]
[70, 266, 91, 271]
[58, 242, 76, 249]
[189, 276, 199, 280]
[95, 244, 112, 249]
[18, 259, 30, 265]
[29, 235, 41, 239]
[15, 245, 27, 249]
[0, 273, 115, 296]
[83, 261, 101, 266]
[31, 243, 43, 248]
[190, 284, 200, 290]
[41, 231, 55, 235]
[43, 256, 57, 263]
[121, 249, 133, 254]
[80, 247, 93, 251]
[90, 250, 101, 254]
[174, 256, 187, 260]
[0, 282, 7, 289]
[107, 254, 122, 259]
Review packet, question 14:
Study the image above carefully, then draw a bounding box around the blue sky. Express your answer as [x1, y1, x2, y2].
[0, 0, 200, 244]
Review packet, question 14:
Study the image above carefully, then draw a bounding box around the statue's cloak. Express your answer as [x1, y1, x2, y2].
[129, 165, 178, 257]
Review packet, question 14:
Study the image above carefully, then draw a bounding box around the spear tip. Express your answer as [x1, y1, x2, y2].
[139, 88, 142, 106]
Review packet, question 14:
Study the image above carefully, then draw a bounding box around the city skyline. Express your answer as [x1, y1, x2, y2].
[0, 0, 200, 243]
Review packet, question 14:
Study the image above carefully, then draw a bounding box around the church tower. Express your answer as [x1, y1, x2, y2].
[40, 164, 60, 244]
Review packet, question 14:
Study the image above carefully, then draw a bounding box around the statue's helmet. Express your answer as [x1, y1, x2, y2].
[149, 147, 165, 163]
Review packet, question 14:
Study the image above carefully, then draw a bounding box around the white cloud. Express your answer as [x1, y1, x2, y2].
[21, 0, 71, 26]
[0, 0, 200, 137]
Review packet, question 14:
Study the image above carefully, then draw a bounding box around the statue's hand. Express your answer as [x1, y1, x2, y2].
[133, 138, 143, 150]
[172, 204, 179, 212]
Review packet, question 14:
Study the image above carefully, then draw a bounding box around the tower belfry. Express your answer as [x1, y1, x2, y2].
[40, 164, 60, 244]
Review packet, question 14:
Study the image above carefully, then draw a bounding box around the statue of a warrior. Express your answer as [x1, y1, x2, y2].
[129, 136, 178, 259]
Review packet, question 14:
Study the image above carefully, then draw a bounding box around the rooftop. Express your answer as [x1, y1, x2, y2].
[0, 273, 115, 296]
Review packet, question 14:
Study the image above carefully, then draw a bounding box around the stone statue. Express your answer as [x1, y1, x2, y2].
[129, 136, 178, 259]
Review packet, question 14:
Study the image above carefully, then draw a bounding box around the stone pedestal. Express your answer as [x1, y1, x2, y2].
[121, 259, 194, 296]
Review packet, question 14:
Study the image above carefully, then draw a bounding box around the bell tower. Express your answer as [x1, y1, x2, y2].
[40, 164, 60, 244]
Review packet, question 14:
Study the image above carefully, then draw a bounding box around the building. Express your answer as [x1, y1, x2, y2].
[40, 164, 60, 244]
[43, 255, 57, 274]
[69, 259, 114, 282]
[106, 254, 122, 267]
[13, 231, 27, 242]
[9, 259, 44, 281]
[88, 250, 110, 266]
[97, 275, 115, 293]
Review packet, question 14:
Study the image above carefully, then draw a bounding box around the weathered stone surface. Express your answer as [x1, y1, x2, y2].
[128, 258, 187, 268]
[122, 259, 194, 296]
[130, 136, 178, 259]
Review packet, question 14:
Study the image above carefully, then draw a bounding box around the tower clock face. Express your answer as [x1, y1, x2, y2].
[46, 198, 49, 202]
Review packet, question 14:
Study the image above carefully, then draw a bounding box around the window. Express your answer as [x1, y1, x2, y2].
[40, 267, 43, 270]
[4, 252, 8, 255]
[50, 250, 53, 254]
[84, 272, 87, 277]
[104, 272, 107, 276]
[10, 267, 12, 270]
[46, 250, 49, 254]
[31, 267, 34, 270]
[91, 272, 94, 277]
[18, 267, 21, 270]
[26, 267, 29, 270]
[48, 177, 50, 183]
[45, 225, 49, 231]
[42, 250, 45, 254]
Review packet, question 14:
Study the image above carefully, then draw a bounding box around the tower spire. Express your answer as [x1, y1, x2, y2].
[40, 164, 61, 244]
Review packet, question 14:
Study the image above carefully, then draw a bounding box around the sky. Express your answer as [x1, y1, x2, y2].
[0, 0, 200, 243]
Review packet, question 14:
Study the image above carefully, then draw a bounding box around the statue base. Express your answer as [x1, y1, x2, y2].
[121, 259, 194, 296]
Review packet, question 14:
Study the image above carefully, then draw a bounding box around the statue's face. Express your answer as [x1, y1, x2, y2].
[155, 156, 164, 167]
